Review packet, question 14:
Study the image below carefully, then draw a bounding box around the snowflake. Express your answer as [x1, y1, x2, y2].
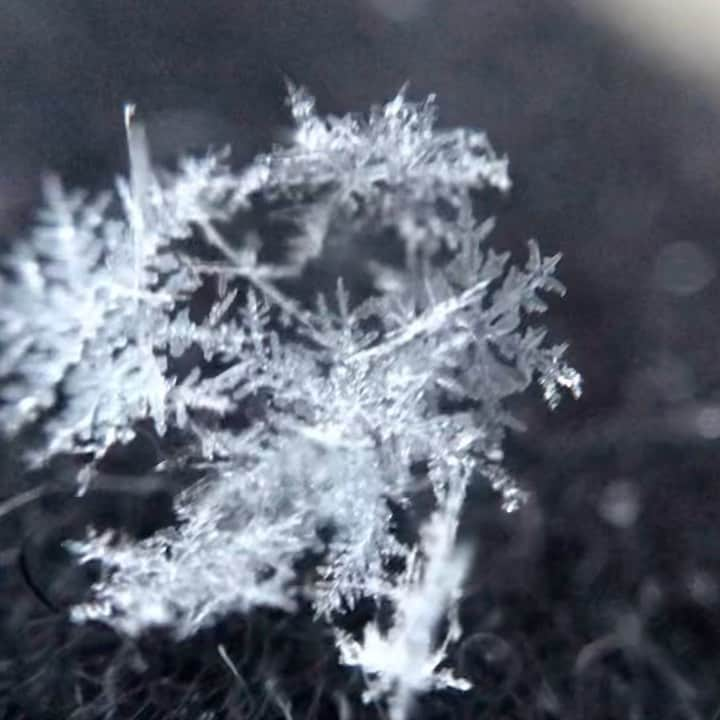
[0, 86, 581, 718]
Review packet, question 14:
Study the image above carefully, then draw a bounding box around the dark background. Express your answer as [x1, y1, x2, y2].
[1, 2, 720, 718]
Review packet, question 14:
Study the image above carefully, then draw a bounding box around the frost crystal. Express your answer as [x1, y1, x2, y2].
[0, 86, 581, 716]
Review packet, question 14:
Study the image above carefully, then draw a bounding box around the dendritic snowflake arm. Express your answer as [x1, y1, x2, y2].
[337, 497, 472, 720]
[0, 180, 121, 435]
[250, 83, 511, 265]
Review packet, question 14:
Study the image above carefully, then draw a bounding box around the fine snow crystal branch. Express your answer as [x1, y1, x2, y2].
[338, 460, 473, 720]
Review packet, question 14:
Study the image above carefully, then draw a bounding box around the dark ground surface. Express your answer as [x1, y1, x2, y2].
[1, 2, 720, 718]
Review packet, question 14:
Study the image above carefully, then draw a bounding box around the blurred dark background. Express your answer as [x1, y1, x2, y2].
[1, 1, 720, 718]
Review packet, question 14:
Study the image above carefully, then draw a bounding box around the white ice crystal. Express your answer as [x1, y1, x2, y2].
[0, 86, 581, 714]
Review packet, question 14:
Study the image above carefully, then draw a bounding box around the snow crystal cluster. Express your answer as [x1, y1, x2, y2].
[0, 85, 580, 718]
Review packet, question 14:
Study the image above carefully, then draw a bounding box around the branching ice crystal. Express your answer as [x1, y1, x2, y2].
[0, 85, 581, 719]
